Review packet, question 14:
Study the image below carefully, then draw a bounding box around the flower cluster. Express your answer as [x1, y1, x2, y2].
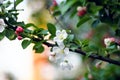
[49, 30, 73, 70]
[15, 26, 24, 40]
[104, 37, 115, 47]
[104, 37, 120, 50]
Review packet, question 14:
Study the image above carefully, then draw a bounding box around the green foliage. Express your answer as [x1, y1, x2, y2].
[77, 15, 91, 27]
[0, 31, 5, 41]
[5, 28, 16, 40]
[47, 23, 56, 38]
[25, 23, 38, 29]
[33, 42, 44, 53]
[21, 40, 32, 49]
[15, 0, 23, 6]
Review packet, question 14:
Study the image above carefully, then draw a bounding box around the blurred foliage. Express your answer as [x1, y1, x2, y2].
[50, 0, 120, 80]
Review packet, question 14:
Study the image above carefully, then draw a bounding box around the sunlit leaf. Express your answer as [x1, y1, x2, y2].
[47, 23, 56, 36]
[22, 40, 31, 49]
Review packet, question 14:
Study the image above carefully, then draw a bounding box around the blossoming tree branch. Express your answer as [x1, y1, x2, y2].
[0, 0, 120, 71]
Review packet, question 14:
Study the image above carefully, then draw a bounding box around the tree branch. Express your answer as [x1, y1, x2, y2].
[43, 42, 120, 66]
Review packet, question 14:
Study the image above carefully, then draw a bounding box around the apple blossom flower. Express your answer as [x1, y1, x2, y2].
[52, 43, 69, 58]
[60, 60, 73, 70]
[0, 19, 6, 33]
[104, 37, 115, 47]
[49, 42, 69, 63]
[53, 30, 68, 43]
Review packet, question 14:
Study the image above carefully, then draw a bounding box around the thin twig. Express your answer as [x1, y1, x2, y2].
[43, 42, 120, 66]
[47, 8, 65, 28]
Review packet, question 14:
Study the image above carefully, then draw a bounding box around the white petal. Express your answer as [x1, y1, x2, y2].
[62, 30, 68, 38]
[0, 19, 5, 32]
[56, 30, 61, 36]
[64, 48, 69, 55]
[50, 52, 55, 56]
[53, 37, 58, 42]
[0, 25, 5, 32]
[52, 46, 61, 53]
[49, 56, 55, 62]
[53, 37, 62, 43]
[57, 42, 65, 49]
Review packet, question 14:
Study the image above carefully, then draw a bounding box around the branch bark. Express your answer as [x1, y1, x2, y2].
[43, 42, 120, 66]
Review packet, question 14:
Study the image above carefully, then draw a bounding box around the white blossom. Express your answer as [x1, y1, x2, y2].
[49, 52, 59, 63]
[104, 37, 115, 47]
[0, 19, 6, 33]
[60, 60, 73, 70]
[117, 46, 120, 50]
[53, 43, 69, 57]
[53, 30, 68, 43]
[49, 42, 69, 63]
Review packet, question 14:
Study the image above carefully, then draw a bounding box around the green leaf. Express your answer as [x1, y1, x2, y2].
[59, 0, 76, 15]
[47, 23, 56, 36]
[53, 11, 61, 16]
[0, 32, 5, 41]
[5, 29, 16, 40]
[15, 0, 23, 6]
[40, 30, 48, 35]
[22, 40, 31, 49]
[115, 29, 120, 36]
[87, 2, 103, 14]
[33, 42, 44, 53]
[67, 34, 74, 42]
[25, 23, 38, 29]
[77, 16, 91, 27]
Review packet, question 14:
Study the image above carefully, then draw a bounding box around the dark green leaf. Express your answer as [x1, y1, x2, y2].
[59, 0, 76, 15]
[40, 30, 48, 35]
[67, 34, 74, 42]
[33, 42, 44, 53]
[87, 2, 103, 14]
[22, 40, 31, 49]
[53, 11, 61, 16]
[47, 23, 56, 36]
[15, 0, 23, 6]
[77, 16, 91, 27]
[25, 23, 38, 29]
[5, 29, 16, 40]
[0, 32, 5, 41]
[115, 29, 120, 36]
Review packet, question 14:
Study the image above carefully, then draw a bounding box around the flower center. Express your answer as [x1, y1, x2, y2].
[60, 49, 64, 54]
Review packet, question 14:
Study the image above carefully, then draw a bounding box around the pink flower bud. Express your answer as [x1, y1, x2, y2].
[53, 0, 57, 6]
[77, 6, 87, 16]
[15, 31, 19, 36]
[77, 10, 86, 16]
[16, 26, 24, 33]
[17, 36, 23, 40]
